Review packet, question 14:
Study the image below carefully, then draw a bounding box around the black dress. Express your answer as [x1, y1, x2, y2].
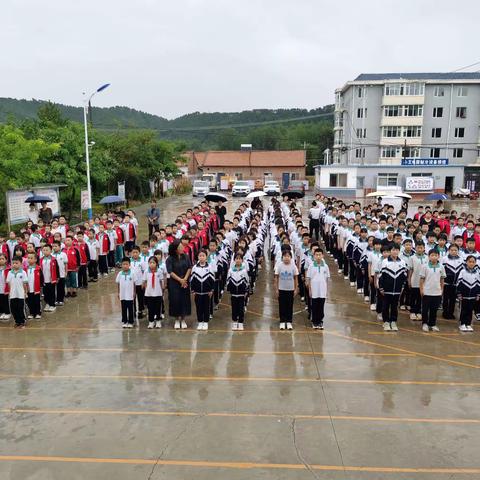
[166, 254, 192, 317]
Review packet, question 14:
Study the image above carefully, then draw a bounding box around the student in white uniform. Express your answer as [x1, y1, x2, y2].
[115, 257, 137, 328]
[6, 256, 28, 328]
[306, 248, 330, 329]
[274, 249, 299, 330]
[143, 256, 165, 329]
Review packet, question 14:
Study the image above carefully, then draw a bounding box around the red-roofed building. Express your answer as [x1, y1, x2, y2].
[183, 149, 306, 186]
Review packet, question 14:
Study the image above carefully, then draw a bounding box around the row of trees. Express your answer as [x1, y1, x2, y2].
[0, 103, 184, 223]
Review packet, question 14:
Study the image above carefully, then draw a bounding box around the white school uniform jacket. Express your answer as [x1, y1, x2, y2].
[6, 269, 27, 299]
[130, 258, 145, 286]
[106, 229, 117, 251]
[115, 270, 136, 301]
[143, 268, 164, 297]
[52, 251, 68, 278]
[190, 262, 215, 294]
[86, 239, 100, 261]
[306, 261, 330, 299]
[156, 239, 170, 257]
[456, 266, 480, 300]
[410, 254, 427, 288]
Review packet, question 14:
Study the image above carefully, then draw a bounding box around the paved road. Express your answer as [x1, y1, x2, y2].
[0, 193, 479, 479]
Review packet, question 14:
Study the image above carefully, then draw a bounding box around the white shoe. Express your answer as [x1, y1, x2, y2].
[202, 322, 209, 331]
[350, 282, 355, 287]
[356, 288, 363, 294]
[155, 320, 162, 329]
[148, 321, 155, 329]
[430, 326, 440, 332]
[370, 304, 376, 311]
[181, 320, 188, 329]
[126, 323, 133, 328]
[422, 324, 429, 332]
[279, 322, 286, 330]
[344, 276, 349, 280]
[300, 297, 305, 302]
[410, 313, 417, 320]
[48, 307, 56, 313]
[466, 325, 474, 332]
[232, 322, 238, 331]
[197, 322, 204, 330]
[56, 302, 64, 306]
[416, 313, 422, 320]
[122, 323, 127, 328]
[43, 306, 50, 312]
[286, 322, 293, 330]
[35, 315, 42, 320]
[377, 314, 382, 321]
[209, 314, 213, 319]
[383, 322, 391, 331]
[364, 296, 370, 303]
[0, 314, 4, 320]
[3, 314, 11, 320]
[459, 324, 468, 332]
[160, 314, 165, 319]
[338, 270, 343, 274]
[237, 323, 244, 331]
[27, 315, 33, 319]
[390, 322, 398, 331]
[399, 305, 406, 310]
[174, 320, 181, 329]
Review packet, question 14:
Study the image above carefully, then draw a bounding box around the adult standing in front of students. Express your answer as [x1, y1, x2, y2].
[215, 201, 227, 229]
[146, 200, 160, 237]
[38, 201, 53, 224]
[309, 200, 322, 241]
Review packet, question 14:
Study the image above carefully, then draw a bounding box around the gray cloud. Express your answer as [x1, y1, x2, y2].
[1, 0, 479, 118]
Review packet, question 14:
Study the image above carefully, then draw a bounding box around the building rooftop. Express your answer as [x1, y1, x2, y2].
[355, 72, 480, 81]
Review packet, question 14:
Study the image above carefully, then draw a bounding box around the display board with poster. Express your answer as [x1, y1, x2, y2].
[6, 187, 61, 228]
[405, 176, 434, 191]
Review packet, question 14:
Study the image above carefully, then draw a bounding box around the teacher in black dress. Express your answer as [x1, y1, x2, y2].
[166, 239, 192, 329]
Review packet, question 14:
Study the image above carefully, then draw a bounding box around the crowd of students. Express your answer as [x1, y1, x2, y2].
[318, 195, 480, 332]
[1, 193, 479, 333]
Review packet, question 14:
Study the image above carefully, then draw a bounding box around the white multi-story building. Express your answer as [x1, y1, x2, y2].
[316, 73, 480, 197]
[333, 72, 480, 167]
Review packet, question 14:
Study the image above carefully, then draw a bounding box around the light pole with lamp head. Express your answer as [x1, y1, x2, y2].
[83, 83, 110, 220]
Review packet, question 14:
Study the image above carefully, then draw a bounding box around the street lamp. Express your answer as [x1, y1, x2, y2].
[83, 83, 110, 219]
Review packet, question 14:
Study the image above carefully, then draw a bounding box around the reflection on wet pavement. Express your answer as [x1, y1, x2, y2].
[0, 194, 479, 479]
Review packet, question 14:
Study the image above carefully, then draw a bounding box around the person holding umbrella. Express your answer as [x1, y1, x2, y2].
[39, 201, 53, 224]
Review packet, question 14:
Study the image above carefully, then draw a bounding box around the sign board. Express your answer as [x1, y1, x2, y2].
[118, 181, 125, 200]
[80, 190, 89, 210]
[401, 158, 448, 166]
[6, 188, 60, 227]
[405, 176, 434, 191]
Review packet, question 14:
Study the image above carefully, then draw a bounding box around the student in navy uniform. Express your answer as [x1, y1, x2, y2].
[226, 253, 250, 331]
[456, 255, 480, 332]
[440, 243, 463, 319]
[378, 244, 408, 331]
[190, 249, 215, 331]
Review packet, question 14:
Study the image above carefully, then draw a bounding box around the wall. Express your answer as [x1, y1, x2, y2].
[201, 166, 305, 181]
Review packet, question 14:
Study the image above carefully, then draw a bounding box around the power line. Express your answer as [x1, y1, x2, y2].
[451, 60, 480, 72]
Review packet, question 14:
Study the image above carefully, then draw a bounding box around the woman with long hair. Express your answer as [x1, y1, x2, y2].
[166, 239, 192, 329]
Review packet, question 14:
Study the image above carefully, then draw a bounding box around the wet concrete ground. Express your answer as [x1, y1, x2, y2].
[0, 194, 480, 479]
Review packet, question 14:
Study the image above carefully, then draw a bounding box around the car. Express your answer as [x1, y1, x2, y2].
[263, 180, 280, 196]
[287, 180, 306, 193]
[232, 180, 251, 197]
[201, 174, 217, 191]
[192, 180, 210, 197]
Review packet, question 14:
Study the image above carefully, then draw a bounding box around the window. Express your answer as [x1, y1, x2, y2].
[355, 148, 365, 159]
[404, 105, 423, 116]
[384, 83, 402, 96]
[454, 127, 465, 138]
[403, 126, 422, 137]
[457, 87, 468, 97]
[382, 126, 401, 137]
[404, 83, 424, 95]
[377, 173, 398, 187]
[456, 107, 467, 118]
[430, 148, 441, 158]
[290, 173, 299, 180]
[411, 172, 432, 177]
[384, 105, 400, 116]
[431, 127, 442, 138]
[381, 146, 399, 158]
[453, 148, 463, 158]
[357, 108, 367, 118]
[433, 107, 443, 118]
[356, 176, 365, 189]
[433, 86, 445, 97]
[402, 147, 419, 158]
[329, 173, 347, 187]
[356, 128, 367, 138]
[357, 87, 364, 98]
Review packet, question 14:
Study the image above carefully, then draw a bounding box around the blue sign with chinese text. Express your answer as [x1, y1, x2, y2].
[401, 158, 449, 166]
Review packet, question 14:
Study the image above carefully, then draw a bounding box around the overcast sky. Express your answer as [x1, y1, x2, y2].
[2, 0, 479, 119]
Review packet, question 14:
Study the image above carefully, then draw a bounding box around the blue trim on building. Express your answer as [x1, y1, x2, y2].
[355, 72, 480, 81]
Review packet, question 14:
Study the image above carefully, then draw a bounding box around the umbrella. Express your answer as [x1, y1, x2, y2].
[99, 195, 125, 205]
[246, 191, 267, 199]
[205, 193, 228, 203]
[425, 193, 448, 201]
[365, 191, 388, 198]
[280, 190, 305, 199]
[25, 195, 53, 203]
[394, 193, 412, 200]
